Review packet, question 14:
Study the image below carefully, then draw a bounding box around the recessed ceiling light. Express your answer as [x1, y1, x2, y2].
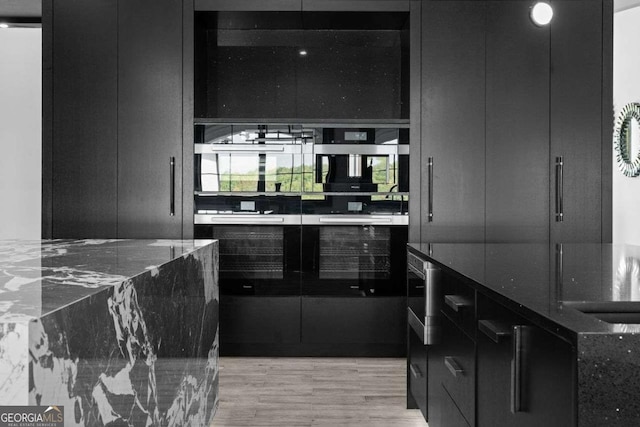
[0, 23, 10, 29]
[299, 49, 308, 56]
[530, 2, 553, 26]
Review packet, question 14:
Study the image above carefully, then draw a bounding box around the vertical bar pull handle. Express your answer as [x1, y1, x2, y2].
[555, 156, 563, 222]
[428, 157, 434, 222]
[170, 157, 176, 217]
[510, 325, 530, 414]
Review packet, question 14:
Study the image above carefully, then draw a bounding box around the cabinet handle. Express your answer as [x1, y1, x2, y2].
[170, 156, 176, 217]
[444, 295, 473, 313]
[409, 363, 423, 378]
[478, 319, 512, 343]
[242, 285, 253, 289]
[555, 156, 563, 222]
[511, 325, 530, 414]
[444, 356, 463, 378]
[428, 157, 434, 222]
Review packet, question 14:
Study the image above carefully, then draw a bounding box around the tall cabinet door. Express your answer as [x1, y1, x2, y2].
[420, 1, 486, 243]
[117, 0, 184, 238]
[48, 0, 118, 238]
[549, 0, 603, 243]
[485, 1, 550, 242]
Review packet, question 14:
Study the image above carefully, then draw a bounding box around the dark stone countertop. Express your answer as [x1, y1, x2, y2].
[409, 243, 640, 426]
[408, 243, 640, 339]
[0, 239, 215, 322]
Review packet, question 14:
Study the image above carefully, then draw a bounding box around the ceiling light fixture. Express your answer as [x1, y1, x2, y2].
[530, 2, 553, 26]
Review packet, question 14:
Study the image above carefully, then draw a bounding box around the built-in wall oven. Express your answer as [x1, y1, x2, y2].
[194, 122, 409, 354]
[194, 124, 306, 297]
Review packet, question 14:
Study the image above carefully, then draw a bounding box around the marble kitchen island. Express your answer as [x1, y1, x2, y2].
[0, 239, 219, 426]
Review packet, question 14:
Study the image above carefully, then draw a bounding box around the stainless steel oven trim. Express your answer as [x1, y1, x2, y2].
[302, 214, 408, 225]
[195, 143, 301, 154]
[312, 145, 409, 156]
[194, 214, 302, 225]
[196, 214, 408, 225]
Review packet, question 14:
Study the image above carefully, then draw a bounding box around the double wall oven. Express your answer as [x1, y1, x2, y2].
[194, 122, 409, 354]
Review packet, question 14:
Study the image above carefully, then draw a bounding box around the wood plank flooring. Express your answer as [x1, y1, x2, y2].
[211, 357, 428, 427]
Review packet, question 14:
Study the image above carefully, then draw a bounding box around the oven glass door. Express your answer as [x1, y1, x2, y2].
[195, 224, 301, 296]
[301, 225, 407, 296]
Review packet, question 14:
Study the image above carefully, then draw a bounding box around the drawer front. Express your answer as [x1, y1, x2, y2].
[408, 328, 428, 418]
[441, 279, 476, 338]
[440, 314, 475, 426]
[220, 296, 301, 344]
[301, 297, 405, 344]
[442, 385, 472, 427]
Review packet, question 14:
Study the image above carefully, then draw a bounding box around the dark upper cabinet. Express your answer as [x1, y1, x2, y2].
[420, 1, 486, 243]
[549, 0, 604, 243]
[117, 0, 184, 238]
[414, 0, 610, 244]
[485, 0, 550, 242]
[47, 0, 118, 238]
[44, 0, 185, 239]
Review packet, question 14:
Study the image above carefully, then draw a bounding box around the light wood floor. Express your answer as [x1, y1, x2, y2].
[211, 357, 428, 427]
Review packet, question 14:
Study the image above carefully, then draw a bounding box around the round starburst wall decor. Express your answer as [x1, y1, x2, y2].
[614, 102, 640, 177]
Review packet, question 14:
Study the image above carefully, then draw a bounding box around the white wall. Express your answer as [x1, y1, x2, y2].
[0, 28, 41, 239]
[613, 7, 640, 244]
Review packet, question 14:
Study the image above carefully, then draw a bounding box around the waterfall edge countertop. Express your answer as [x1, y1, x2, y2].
[408, 243, 640, 426]
[0, 239, 220, 426]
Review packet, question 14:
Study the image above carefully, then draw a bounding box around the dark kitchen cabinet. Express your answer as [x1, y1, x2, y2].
[220, 296, 301, 346]
[301, 296, 405, 347]
[428, 309, 476, 427]
[46, 0, 118, 238]
[44, 0, 186, 239]
[117, 0, 184, 238]
[485, 0, 550, 242]
[476, 295, 575, 427]
[407, 326, 427, 417]
[549, 0, 605, 243]
[408, 248, 578, 427]
[420, 1, 485, 243]
[415, 0, 611, 245]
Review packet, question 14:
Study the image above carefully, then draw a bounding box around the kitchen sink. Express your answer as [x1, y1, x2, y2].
[563, 301, 640, 324]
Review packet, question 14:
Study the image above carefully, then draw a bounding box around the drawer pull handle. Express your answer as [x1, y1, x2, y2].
[478, 319, 512, 343]
[444, 356, 463, 378]
[242, 285, 253, 289]
[350, 285, 360, 290]
[444, 295, 473, 312]
[409, 363, 423, 378]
